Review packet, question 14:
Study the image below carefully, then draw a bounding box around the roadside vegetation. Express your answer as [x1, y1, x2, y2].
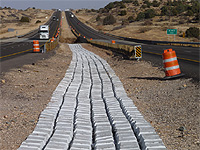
[75, 0, 200, 41]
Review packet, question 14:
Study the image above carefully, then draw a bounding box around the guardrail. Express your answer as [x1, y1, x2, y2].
[44, 36, 59, 52]
[40, 14, 62, 53]
[103, 32, 200, 48]
[87, 39, 141, 59]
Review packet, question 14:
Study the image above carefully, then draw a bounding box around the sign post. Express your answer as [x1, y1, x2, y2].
[167, 29, 177, 41]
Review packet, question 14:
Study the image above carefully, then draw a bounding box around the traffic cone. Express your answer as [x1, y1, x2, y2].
[33, 40, 40, 52]
[163, 49, 184, 79]
[112, 40, 115, 44]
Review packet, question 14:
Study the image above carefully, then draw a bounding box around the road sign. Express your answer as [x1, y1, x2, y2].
[134, 45, 142, 59]
[183, 32, 185, 38]
[167, 29, 177, 35]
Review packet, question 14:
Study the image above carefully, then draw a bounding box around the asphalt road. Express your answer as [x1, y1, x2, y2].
[65, 11, 199, 81]
[0, 11, 61, 62]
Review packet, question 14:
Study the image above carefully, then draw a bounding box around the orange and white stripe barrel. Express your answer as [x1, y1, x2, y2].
[163, 49, 183, 79]
[33, 40, 40, 52]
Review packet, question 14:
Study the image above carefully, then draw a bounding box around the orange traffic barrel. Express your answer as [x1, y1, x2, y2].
[112, 40, 115, 44]
[90, 38, 93, 40]
[162, 49, 184, 79]
[33, 40, 40, 52]
[50, 37, 55, 42]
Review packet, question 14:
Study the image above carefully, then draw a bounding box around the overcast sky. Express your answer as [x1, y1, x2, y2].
[1, 0, 120, 10]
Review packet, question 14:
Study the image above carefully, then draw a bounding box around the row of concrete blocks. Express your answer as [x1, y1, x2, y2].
[18, 44, 167, 150]
[99, 53, 167, 150]
[18, 46, 79, 150]
[72, 44, 167, 150]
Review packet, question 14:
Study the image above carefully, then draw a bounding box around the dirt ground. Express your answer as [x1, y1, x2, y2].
[0, 11, 199, 150]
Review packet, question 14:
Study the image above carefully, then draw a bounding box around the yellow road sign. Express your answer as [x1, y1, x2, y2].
[134, 45, 142, 59]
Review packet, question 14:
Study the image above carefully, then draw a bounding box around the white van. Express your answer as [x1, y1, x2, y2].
[39, 25, 49, 39]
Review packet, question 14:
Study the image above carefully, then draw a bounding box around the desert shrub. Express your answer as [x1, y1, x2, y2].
[152, 0, 160, 7]
[136, 12, 145, 21]
[128, 16, 134, 23]
[144, 9, 156, 19]
[105, 2, 115, 10]
[20, 16, 30, 22]
[176, 3, 186, 14]
[133, 0, 139, 6]
[171, 7, 178, 16]
[141, 5, 147, 9]
[144, 0, 151, 8]
[120, 3, 126, 8]
[191, 0, 200, 14]
[143, 20, 153, 25]
[186, 10, 193, 16]
[161, 6, 169, 16]
[186, 27, 199, 39]
[96, 15, 101, 21]
[119, 10, 127, 16]
[103, 14, 116, 25]
[36, 20, 41, 23]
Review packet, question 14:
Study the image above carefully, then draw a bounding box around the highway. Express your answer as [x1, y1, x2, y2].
[0, 11, 61, 61]
[65, 11, 199, 81]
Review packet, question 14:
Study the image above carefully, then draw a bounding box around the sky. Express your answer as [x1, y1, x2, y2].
[1, 0, 120, 10]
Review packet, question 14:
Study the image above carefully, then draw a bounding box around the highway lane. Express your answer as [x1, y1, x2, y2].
[0, 11, 61, 61]
[65, 11, 118, 40]
[65, 11, 199, 81]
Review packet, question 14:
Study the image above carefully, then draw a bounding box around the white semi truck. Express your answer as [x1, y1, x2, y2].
[39, 25, 49, 39]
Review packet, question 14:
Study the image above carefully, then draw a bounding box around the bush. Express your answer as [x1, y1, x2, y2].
[119, 10, 127, 16]
[161, 6, 169, 16]
[133, 0, 139, 6]
[152, 0, 160, 7]
[128, 16, 134, 23]
[144, 9, 156, 19]
[36, 20, 41, 23]
[103, 14, 116, 25]
[96, 15, 101, 21]
[186, 27, 199, 39]
[136, 12, 145, 21]
[20, 16, 30, 22]
[105, 2, 115, 10]
[186, 10, 193, 16]
[120, 3, 126, 8]
[144, 0, 151, 8]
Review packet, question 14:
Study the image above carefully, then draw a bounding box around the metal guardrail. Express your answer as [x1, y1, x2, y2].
[102, 32, 200, 48]
[87, 39, 140, 59]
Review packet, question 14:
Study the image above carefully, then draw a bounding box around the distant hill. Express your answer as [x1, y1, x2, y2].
[74, 0, 199, 42]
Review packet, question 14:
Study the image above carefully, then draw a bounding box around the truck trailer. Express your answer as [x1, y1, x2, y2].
[39, 25, 49, 40]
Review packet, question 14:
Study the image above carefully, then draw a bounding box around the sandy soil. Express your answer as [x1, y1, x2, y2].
[0, 10, 199, 150]
[0, 8, 54, 39]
